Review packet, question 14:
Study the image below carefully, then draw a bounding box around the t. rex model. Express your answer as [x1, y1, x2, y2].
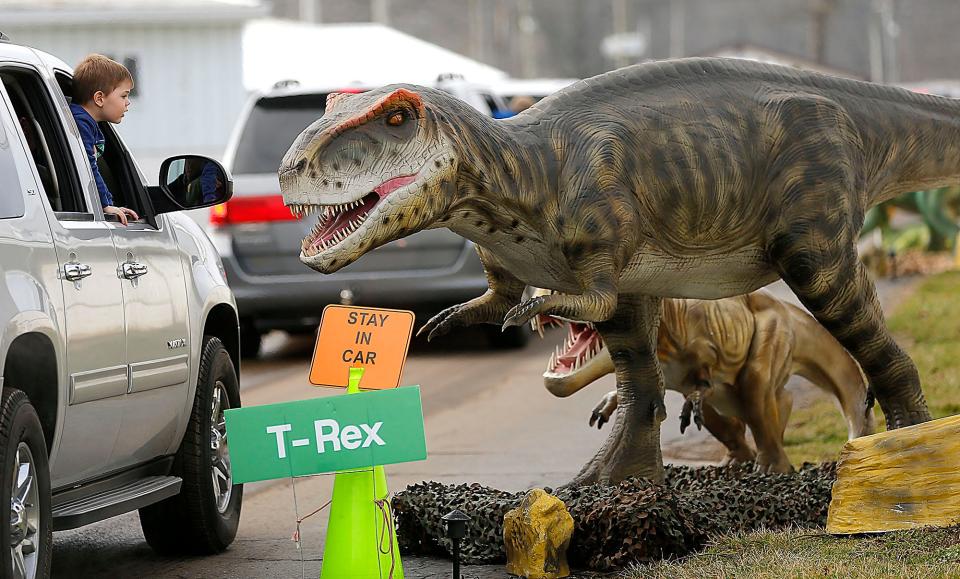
[534, 289, 875, 473]
[279, 57, 946, 484]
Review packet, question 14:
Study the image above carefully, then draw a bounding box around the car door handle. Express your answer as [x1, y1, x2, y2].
[121, 262, 148, 280]
[63, 262, 92, 281]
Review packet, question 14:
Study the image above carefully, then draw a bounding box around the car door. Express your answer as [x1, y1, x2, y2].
[93, 118, 192, 466]
[0, 65, 129, 487]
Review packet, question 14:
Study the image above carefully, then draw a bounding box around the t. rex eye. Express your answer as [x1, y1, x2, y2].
[386, 111, 405, 127]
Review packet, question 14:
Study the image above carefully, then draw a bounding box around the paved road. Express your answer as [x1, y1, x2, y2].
[50, 278, 917, 578]
[51, 320, 701, 578]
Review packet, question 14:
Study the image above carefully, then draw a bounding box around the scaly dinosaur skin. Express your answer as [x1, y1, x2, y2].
[536, 289, 875, 474]
[279, 57, 951, 483]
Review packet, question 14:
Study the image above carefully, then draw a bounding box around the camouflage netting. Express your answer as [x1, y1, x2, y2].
[392, 462, 837, 571]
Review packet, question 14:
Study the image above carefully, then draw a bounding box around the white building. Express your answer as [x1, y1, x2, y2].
[1, 0, 267, 178]
[241, 19, 508, 91]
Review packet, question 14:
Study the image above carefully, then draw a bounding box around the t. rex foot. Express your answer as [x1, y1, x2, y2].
[719, 448, 757, 466]
[568, 396, 666, 486]
[880, 402, 932, 430]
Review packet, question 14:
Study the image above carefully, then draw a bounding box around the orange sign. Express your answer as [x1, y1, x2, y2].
[309, 305, 415, 389]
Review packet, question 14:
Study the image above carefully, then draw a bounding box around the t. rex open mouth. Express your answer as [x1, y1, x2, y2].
[289, 173, 418, 257]
[544, 319, 604, 377]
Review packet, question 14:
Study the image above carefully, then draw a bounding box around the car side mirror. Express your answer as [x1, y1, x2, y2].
[153, 155, 233, 214]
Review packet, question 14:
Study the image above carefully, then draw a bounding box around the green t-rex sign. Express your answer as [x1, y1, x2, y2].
[225, 386, 427, 484]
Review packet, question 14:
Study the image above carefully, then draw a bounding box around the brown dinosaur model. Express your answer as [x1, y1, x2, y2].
[279, 57, 944, 484]
[535, 289, 875, 473]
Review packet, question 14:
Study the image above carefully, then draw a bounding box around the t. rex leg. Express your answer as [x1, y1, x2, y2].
[776, 387, 793, 439]
[569, 293, 666, 485]
[701, 404, 756, 465]
[417, 244, 526, 340]
[741, 389, 793, 473]
[769, 225, 932, 429]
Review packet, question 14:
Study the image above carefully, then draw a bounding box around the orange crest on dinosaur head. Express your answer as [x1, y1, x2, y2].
[379, 88, 425, 119]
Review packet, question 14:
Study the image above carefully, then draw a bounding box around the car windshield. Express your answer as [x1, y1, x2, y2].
[232, 93, 327, 174]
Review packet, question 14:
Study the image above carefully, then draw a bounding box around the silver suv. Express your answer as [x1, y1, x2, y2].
[0, 38, 242, 577]
[219, 76, 527, 356]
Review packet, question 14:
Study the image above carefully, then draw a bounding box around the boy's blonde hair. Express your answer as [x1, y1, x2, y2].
[73, 54, 133, 105]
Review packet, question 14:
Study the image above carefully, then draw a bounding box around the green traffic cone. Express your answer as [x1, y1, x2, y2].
[320, 367, 403, 579]
[320, 466, 403, 579]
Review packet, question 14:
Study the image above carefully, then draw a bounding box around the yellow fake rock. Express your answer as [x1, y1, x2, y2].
[503, 488, 574, 579]
[827, 414, 960, 534]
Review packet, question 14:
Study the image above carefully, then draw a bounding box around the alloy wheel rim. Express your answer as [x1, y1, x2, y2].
[210, 381, 233, 514]
[9, 442, 38, 579]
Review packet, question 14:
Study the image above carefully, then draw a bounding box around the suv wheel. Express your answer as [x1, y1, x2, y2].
[239, 319, 262, 359]
[139, 336, 243, 555]
[0, 389, 51, 579]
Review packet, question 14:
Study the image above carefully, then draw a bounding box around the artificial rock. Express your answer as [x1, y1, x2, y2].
[503, 488, 574, 579]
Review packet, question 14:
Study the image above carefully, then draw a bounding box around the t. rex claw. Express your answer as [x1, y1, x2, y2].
[417, 303, 464, 341]
[589, 410, 608, 430]
[679, 391, 704, 434]
[502, 296, 547, 330]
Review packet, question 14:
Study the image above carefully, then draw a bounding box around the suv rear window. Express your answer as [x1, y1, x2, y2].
[232, 94, 328, 175]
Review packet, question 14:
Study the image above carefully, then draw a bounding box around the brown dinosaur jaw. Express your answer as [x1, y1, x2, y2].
[290, 173, 418, 257]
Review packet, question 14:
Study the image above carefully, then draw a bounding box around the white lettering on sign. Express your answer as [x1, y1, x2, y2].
[264, 420, 387, 458]
[266, 424, 292, 458]
[315, 419, 341, 453]
[360, 422, 385, 447]
[313, 419, 386, 453]
[340, 425, 363, 450]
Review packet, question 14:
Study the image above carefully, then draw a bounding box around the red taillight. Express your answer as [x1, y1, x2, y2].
[209, 195, 297, 227]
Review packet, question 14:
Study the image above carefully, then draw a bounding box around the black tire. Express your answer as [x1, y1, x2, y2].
[486, 325, 530, 349]
[139, 336, 243, 555]
[0, 388, 51, 579]
[239, 320, 262, 359]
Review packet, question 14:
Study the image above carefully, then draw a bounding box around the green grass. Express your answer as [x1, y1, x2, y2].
[636, 525, 960, 578]
[783, 270, 960, 465]
[628, 270, 960, 578]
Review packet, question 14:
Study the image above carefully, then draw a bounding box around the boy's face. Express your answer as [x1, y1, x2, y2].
[94, 79, 133, 123]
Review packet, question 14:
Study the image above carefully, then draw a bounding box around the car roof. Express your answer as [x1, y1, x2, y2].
[0, 35, 73, 73]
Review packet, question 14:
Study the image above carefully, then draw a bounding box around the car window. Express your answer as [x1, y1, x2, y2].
[232, 93, 328, 174]
[0, 101, 26, 219]
[54, 71, 149, 224]
[0, 66, 87, 217]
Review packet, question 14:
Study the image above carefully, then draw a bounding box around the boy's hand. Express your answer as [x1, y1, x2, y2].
[104, 205, 139, 225]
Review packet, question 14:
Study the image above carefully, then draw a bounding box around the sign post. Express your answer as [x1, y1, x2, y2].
[224, 305, 420, 579]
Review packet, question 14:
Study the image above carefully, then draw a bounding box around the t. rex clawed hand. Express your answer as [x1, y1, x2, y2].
[502, 290, 618, 330]
[418, 291, 516, 341]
